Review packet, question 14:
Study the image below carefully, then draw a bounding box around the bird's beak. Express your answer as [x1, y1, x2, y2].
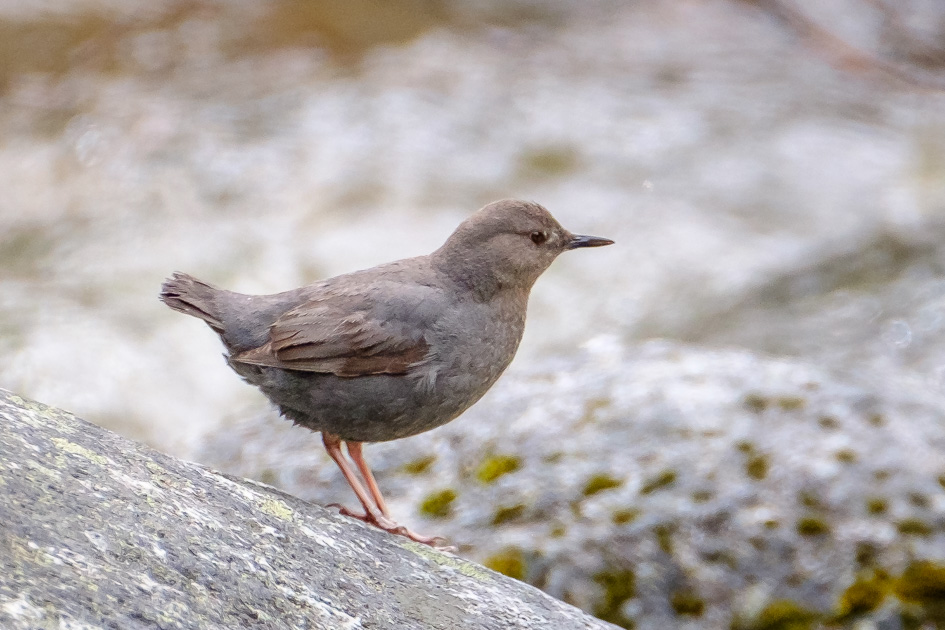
[566, 234, 614, 250]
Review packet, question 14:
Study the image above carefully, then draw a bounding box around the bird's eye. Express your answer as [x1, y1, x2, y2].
[530, 231, 548, 245]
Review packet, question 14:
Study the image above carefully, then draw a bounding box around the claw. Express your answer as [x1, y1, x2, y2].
[328, 502, 450, 548]
[321, 433, 451, 549]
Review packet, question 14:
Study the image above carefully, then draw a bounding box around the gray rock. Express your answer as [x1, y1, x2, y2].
[0, 388, 615, 630]
[201, 340, 945, 628]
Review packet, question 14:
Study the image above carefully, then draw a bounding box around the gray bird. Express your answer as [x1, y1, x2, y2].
[160, 199, 612, 544]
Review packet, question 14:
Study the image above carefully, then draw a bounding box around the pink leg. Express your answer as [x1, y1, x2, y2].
[346, 441, 390, 517]
[321, 433, 448, 548]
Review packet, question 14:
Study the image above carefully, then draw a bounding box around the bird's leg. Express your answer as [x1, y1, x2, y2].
[321, 433, 448, 548]
[321, 432, 381, 520]
[345, 441, 390, 517]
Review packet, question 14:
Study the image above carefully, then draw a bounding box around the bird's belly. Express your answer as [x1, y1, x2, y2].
[235, 360, 504, 443]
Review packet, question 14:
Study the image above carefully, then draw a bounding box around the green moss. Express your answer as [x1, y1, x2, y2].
[583, 473, 623, 496]
[401, 455, 436, 475]
[419, 489, 457, 518]
[895, 561, 945, 604]
[736, 440, 755, 453]
[938, 474, 945, 489]
[491, 504, 525, 526]
[671, 590, 705, 617]
[593, 569, 636, 628]
[257, 469, 278, 485]
[519, 145, 580, 177]
[484, 547, 526, 581]
[896, 518, 933, 536]
[476, 455, 522, 483]
[640, 469, 677, 495]
[836, 571, 890, 617]
[692, 490, 713, 503]
[549, 523, 566, 538]
[612, 508, 641, 525]
[764, 519, 780, 529]
[909, 492, 929, 508]
[257, 498, 293, 521]
[776, 396, 806, 411]
[866, 497, 888, 515]
[654, 523, 674, 554]
[796, 516, 830, 536]
[818, 416, 839, 430]
[733, 599, 820, 630]
[835, 449, 856, 464]
[855, 542, 879, 567]
[798, 491, 822, 509]
[745, 454, 769, 480]
[744, 393, 769, 413]
[50, 437, 108, 466]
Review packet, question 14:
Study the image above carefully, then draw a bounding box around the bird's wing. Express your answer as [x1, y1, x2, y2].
[230, 286, 436, 377]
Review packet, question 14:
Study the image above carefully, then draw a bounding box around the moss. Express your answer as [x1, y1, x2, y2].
[257, 498, 293, 521]
[938, 474, 945, 489]
[736, 440, 755, 453]
[257, 469, 278, 485]
[896, 518, 934, 536]
[732, 599, 820, 630]
[835, 449, 856, 464]
[583, 473, 623, 496]
[745, 454, 769, 480]
[612, 508, 641, 525]
[692, 490, 713, 503]
[419, 489, 456, 518]
[549, 523, 566, 538]
[776, 396, 806, 411]
[640, 469, 677, 495]
[895, 561, 945, 604]
[491, 504, 525, 526]
[764, 519, 780, 529]
[836, 571, 890, 617]
[796, 516, 830, 536]
[908, 492, 929, 508]
[50, 437, 108, 466]
[484, 547, 526, 581]
[593, 569, 636, 628]
[401, 455, 436, 475]
[744, 393, 769, 413]
[818, 416, 839, 430]
[519, 145, 580, 177]
[798, 491, 822, 509]
[868, 413, 885, 427]
[866, 497, 888, 515]
[855, 542, 879, 567]
[476, 455, 521, 483]
[873, 469, 890, 481]
[671, 590, 705, 617]
[654, 523, 674, 554]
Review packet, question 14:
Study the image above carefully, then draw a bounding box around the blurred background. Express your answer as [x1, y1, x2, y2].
[3, 0, 945, 624]
[3, 0, 944, 457]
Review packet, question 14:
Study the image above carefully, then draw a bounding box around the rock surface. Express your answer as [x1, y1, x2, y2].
[201, 340, 945, 629]
[0, 388, 614, 630]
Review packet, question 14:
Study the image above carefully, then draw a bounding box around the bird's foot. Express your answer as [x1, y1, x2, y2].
[327, 503, 452, 549]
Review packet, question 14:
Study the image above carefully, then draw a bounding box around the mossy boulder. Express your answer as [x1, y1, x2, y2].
[0, 388, 615, 630]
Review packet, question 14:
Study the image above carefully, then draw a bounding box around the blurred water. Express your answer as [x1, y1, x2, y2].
[1, 0, 944, 457]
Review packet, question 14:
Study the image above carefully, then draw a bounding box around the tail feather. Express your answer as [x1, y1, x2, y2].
[160, 272, 225, 332]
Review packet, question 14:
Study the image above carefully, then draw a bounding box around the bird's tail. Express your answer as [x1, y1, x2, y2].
[159, 272, 225, 332]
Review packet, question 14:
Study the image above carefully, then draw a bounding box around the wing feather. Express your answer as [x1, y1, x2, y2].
[231, 290, 434, 377]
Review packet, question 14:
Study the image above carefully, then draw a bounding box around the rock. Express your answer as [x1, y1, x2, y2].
[0, 388, 614, 630]
[200, 340, 945, 628]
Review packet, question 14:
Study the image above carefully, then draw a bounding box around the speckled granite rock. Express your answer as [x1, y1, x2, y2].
[200, 340, 945, 629]
[0, 388, 614, 630]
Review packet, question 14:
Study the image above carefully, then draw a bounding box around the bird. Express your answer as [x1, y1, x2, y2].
[160, 199, 613, 545]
